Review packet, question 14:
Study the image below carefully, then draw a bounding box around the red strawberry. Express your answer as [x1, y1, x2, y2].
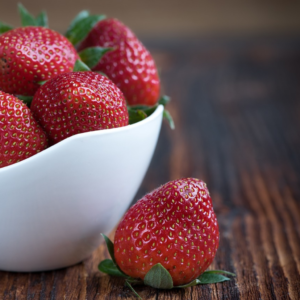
[113, 178, 219, 286]
[78, 18, 160, 106]
[30, 71, 129, 145]
[0, 91, 47, 168]
[0, 26, 78, 96]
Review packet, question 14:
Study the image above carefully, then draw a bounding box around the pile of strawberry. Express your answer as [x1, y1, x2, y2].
[0, 4, 173, 168]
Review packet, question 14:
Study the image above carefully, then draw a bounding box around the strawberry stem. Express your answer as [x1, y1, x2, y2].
[125, 280, 142, 299]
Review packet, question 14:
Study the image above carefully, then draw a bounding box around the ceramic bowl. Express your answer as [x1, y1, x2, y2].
[0, 105, 163, 272]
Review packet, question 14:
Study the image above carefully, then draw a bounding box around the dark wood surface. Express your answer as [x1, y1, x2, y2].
[1, 37, 300, 299]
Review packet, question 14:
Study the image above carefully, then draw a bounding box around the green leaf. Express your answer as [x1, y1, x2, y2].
[144, 263, 173, 289]
[126, 278, 143, 285]
[73, 59, 91, 72]
[128, 105, 158, 125]
[176, 270, 235, 288]
[38, 80, 48, 86]
[95, 71, 108, 78]
[98, 259, 129, 278]
[16, 95, 33, 107]
[128, 105, 151, 110]
[128, 108, 147, 125]
[36, 11, 48, 27]
[198, 272, 230, 284]
[128, 101, 175, 129]
[176, 279, 201, 288]
[18, 3, 37, 26]
[79, 46, 112, 69]
[0, 21, 13, 34]
[101, 234, 116, 263]
[158, 95, 170, 106]
[203, 270, 236, 277]
[125, 280, 142, 299]
[66, 10, 89, 36]
[163, 109, 175, 130]
[65, 14, 106, 46]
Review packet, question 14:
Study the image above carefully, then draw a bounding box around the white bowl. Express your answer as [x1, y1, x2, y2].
[0, 105, 163, 272]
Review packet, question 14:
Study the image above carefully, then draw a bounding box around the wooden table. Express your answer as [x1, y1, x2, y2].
[1, 38, 300, 299]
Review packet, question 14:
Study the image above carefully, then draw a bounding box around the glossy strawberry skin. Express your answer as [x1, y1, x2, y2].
[0, 27, 78, 96]
[31, 71, 129, 145]
[114, 178, 219, 286]
[0, 91, 47, 168]
[78, 19, 160, 106]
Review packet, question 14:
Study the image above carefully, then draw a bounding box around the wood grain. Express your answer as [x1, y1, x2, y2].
[0, 38, 300, 299]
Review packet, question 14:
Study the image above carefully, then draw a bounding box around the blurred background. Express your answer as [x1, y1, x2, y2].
[1, 1, 300, 38]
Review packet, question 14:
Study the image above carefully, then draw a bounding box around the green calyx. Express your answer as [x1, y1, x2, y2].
[16, 95, 33, 108]
[128, 95, 175, 130]
[0, 3, 48, 35]
[73, 59, 91, 72]
[0, 21, 13, 34]
[18, 3, 48, 27]
[78, 46, 113, 69]
[99, 234, 235, 298]
[65, 11, 106, 46]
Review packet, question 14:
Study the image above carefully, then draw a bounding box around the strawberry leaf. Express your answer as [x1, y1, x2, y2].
[128, 108, 147, 124]
[144, 263, 173, 289]
[203, 270, 236, 277]
[128, 105, 158, 125]
[176, 279, 201, 288]
[16, 95, 33, 107]
[95, 71, 108, 78]
[163, 109, 175, 130]
[36, 11, 48, 27]
[100, 233, 130, 278]
[128, 97, 175, 129]
[38, 80, 48, 86]
[100, 234, 116, 263]
[125, 280, 142, 299]
[158, 95, 170, 106]
[98, 259, 129, 278]
[66, 10, 89, 35]
[128, 105, 150, 110]
[0, 21, 13, 34]
[198, 272, 230, 284]
[176, 270, 235, 288]
[18, 3, 37, 27]
[78, 47, 113, 69]
[73, 60, 91, 72]
[66, 14, 106, 46]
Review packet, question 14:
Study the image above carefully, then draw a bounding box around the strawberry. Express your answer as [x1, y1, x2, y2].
[30, 71, 129, 145]
[0, 26, 78, 96]
[78, 18, 160, 106]
[113, 178, 219, 286]
[0, 91, 47, 168]
[99, 179, 235, 296]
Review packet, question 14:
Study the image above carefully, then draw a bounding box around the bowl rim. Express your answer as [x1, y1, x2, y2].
[0, 105, 164, 173]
